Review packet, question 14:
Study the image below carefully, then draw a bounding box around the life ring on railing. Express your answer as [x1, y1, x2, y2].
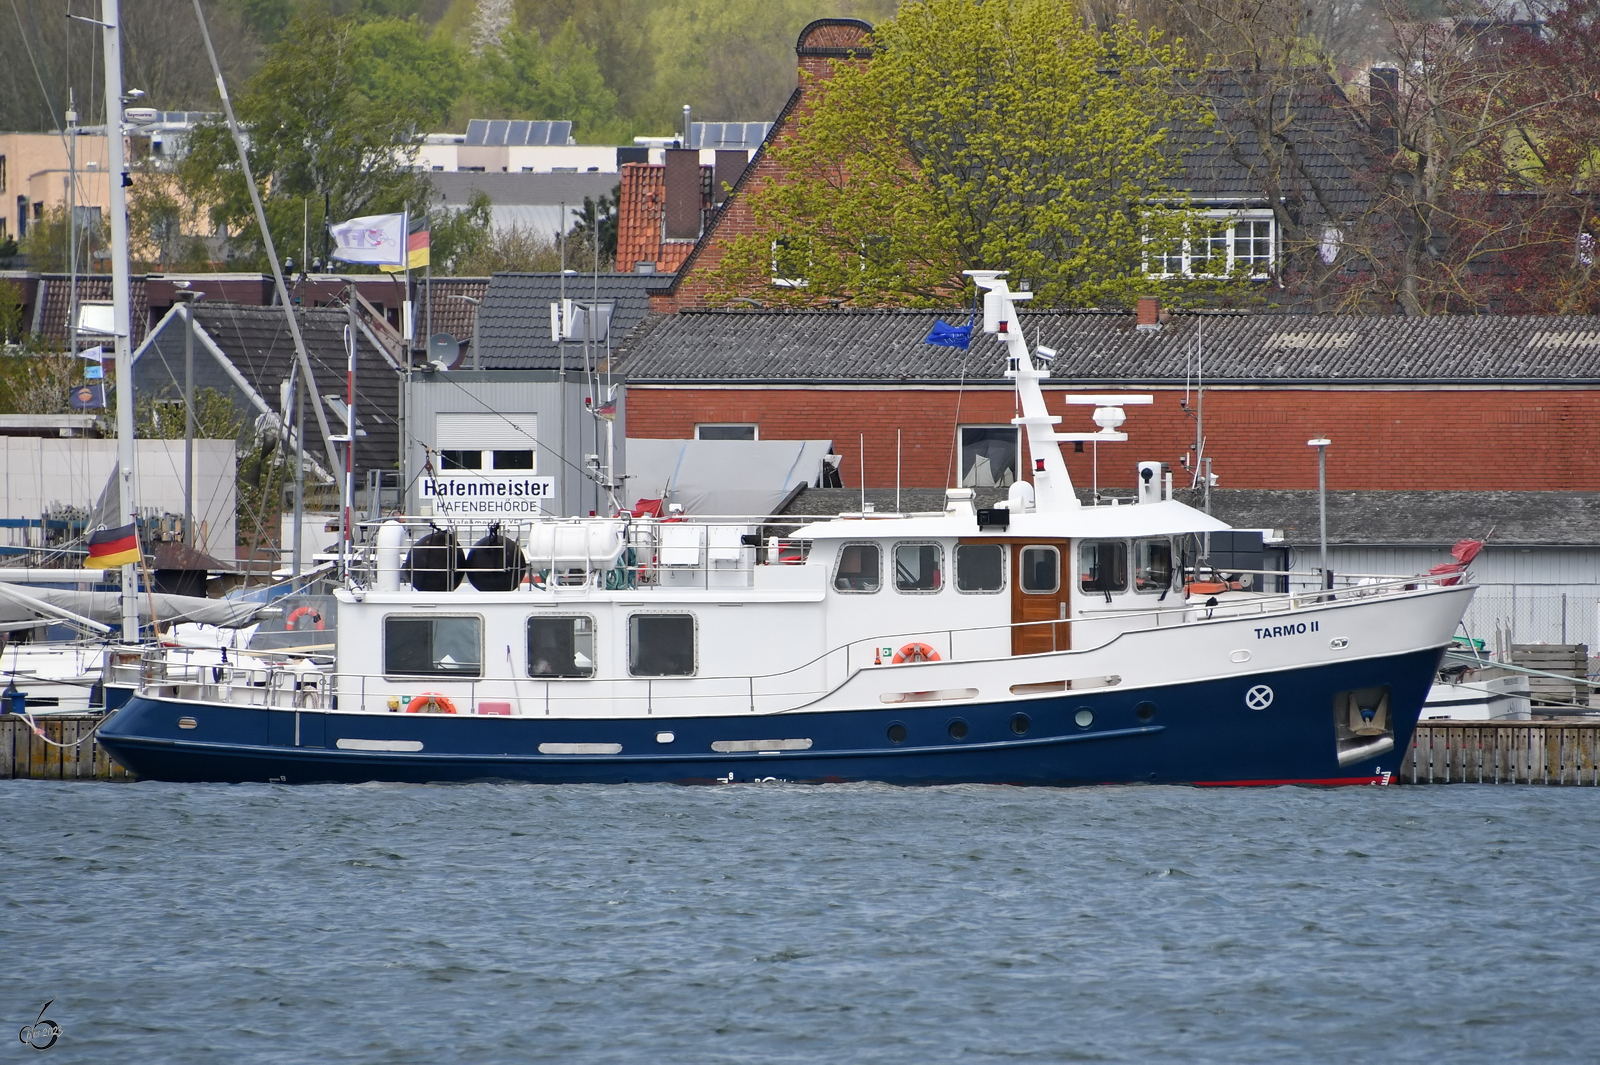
[891, 642, 941, 664]
[286, 605, 326, 631]
[406, 692, 458, 714]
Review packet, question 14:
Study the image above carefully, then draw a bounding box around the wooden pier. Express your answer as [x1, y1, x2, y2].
[1, 713, 134, 781]
[4, 713, 1599, 786]
[1401, 721, 1600, 785]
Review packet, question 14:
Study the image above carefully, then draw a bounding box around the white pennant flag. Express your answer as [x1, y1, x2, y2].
[78, 345, 104, 363]
[329, 212, 406, 266]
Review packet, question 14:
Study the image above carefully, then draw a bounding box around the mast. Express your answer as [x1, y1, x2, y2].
[101, 0, 140, 641]
[966, 271, 1080, 513]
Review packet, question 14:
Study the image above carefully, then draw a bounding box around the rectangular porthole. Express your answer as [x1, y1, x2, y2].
[879, 688, 979, 704]
[538, 742, 623, 755]
[1009, 676, 1122, 696]
[710, 738, 813, 753]
[177, 717, 198, 729]
[335, 738, 424, 752]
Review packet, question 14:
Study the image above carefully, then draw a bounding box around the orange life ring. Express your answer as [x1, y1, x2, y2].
[286, 605, 326, 631]
[406, 692, 459, 714]
[891, 642, 941, 664]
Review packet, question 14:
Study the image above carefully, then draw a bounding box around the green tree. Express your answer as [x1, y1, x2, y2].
[713, 0, 1218, 308]
[352, 17, 464, 128]
[429, 190, 496, 274]
[472, 19, 619, 139]
[179, 12, 433, 268]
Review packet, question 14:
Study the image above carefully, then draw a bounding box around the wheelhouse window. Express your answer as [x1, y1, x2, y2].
[1019, 546, 1060, 594]
[955, 544, 1004, 593]
[1134, 538, 1174, 594]
[894, 543, 943, 593]
[695, 424, 757, 441]
[833, 542, 881, 593]
[1079, 540, 1128, 594]
[629, 614, 695, 676]
[384, 616, 482, 677]
[527, 615, 595, 678]
[959, 427, 1018, 487]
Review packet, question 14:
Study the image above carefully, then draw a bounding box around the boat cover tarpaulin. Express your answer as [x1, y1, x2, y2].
[0, 586, 263, 629]
[625, 439, 833, 517]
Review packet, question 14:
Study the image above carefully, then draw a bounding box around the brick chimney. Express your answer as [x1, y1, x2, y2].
[796, 18, 874, 81]
[1136, 296, 1161, 332]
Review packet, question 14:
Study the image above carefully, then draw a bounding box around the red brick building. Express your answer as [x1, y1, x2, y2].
[615, 307, 1600, 492]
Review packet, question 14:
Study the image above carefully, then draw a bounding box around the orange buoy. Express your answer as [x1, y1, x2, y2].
[891, 642, 941, 664]
[405, 692, 459, 714]
[286, 605, 325, 631]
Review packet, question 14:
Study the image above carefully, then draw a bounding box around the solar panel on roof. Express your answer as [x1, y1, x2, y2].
[464, 119, 574, 145]
[690, 122, 771, 150]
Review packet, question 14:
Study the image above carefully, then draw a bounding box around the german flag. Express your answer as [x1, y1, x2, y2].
[86, 522, 140, 568]
[381, 214, 429, 273]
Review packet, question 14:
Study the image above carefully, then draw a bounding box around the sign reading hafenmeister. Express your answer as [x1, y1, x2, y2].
[421, 474, 556, 518]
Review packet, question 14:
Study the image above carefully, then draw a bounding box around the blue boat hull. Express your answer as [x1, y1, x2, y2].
[97, 647, 1442, 786]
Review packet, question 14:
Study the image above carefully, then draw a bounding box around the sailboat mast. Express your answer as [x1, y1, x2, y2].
[102, 0, 139, 641]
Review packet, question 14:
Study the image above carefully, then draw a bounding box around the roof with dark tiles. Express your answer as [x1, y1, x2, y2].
[1171, 71, 1372, 221]
[476, 272, 660, 371]
[33, 274, 149, 347]
[615, 308, 1600, 385]
[133, 304, 402, 477]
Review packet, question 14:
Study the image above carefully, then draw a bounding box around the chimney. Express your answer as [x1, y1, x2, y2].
[1136, 296, 1161, 332]
[662, 148, 702, 240]
[713, 150, 747, 205]
[1369, 67, 1399, 151]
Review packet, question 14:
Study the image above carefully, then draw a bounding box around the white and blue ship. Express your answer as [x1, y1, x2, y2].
[99, 273, 1473, 785]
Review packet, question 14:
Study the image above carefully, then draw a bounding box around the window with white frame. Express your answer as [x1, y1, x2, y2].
[1151, 211, 1275, 279]
[770, 236, 811, 288]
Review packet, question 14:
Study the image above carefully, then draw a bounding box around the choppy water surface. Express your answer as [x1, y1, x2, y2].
[4, 782, 1599, 1063]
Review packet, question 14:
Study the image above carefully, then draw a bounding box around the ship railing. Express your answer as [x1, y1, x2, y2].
[348, 515, 815, 593]
[132, 570, 1463, 715]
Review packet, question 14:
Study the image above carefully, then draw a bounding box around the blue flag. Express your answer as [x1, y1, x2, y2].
[924, 320, 972, 349]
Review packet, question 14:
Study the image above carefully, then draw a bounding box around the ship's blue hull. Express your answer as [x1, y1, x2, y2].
[98, 647, 1442, 786]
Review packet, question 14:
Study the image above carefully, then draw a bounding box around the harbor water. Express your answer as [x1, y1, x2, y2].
[4, 781, 1599, 1062]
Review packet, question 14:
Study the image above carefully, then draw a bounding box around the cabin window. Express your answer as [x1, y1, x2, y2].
[527, 615, 595, 678]
[1079, 540, 1128, 594]
[629, 614, 696, 676]
[955, 544, 1005, 593]
[1133, 538, 1174, 594]
[958, 427, 1018, 487]
[1019, 546, 1060, 594]
[894, 543, 943, 593]
[833, 542, 880, 593]
[384, 615, 482, 677]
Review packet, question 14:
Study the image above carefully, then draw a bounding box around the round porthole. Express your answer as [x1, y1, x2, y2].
[947, 718, 969, 740]
[887, 722, 908, 743]
[1009, 713, 1030, 736]
[1135, 702, 1157, 723]
[1074, 708, 1094, 728]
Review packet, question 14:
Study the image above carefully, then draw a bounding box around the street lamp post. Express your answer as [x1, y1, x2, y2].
[1307, 437, 1331, 590]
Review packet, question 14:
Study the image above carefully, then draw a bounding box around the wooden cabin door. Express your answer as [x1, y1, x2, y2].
[1012, 540, 1071, 655]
